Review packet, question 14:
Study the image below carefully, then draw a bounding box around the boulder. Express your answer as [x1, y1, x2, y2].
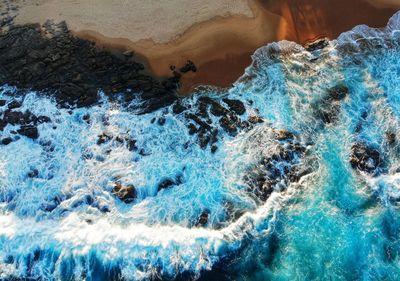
[112, 183, 137, 203]
[305, 38, 329, 52]
[386, 132, 396, 146]
[27, 169, 39, 178]
[327, 85, 349, 101]
[97, 133, 112, 145]
[1, 137, 12, 145]
[222, 98, 246, 115]
[157, 174, 183, 191]
[196, 210, 209, 226]
[7, 100, 22, 110]
[179, 60, 197, 73]
[17, 126, 39, 139]
[350, 142, 382, 175]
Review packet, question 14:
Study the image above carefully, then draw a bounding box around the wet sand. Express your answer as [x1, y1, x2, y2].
[12, 0, 400, 94]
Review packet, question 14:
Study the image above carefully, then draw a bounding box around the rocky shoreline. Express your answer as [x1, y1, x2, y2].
[0, 20, 183, 113]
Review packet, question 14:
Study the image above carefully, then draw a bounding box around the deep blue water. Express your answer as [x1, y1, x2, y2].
[0, 11, 400, 281]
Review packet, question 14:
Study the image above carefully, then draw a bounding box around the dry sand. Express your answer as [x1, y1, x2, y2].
[13, 0, 254, 43]
[10, 0, 400, 93]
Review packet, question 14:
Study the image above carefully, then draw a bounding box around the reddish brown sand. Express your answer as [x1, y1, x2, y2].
[79, 0, 399, 93]
[14, 0, 400, 93]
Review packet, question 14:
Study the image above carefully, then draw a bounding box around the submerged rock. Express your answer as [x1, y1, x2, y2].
[17, 126, 39, 139]
[327, 85, 349, 101]
[244, 130, 308, 202]
[112, 183, 137, 203]
[222, 98, 246, 115]
[27, 169, 39, 178]
[7, 100, 22, 109]
[157, 174, 183, 191]
[386, 132, 396, 146]
[305, 38, 329, 52]
[196, 210, 209, 227]
[350, 142, 383, 175]
[97, 133, 112, 145]
[1, 137, 12, 145]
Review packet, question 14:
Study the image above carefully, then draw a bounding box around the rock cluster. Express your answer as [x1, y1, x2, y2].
[305, 38, 329, 52]
[0, 21, 178, 113]
[112, 183, 137, 203]
[171, 95, 258, 152]
[350, 142, 383, 175]
[315, 84, 349, 124]
[243, 129, 309, 201]
[0, 99, 51, 143]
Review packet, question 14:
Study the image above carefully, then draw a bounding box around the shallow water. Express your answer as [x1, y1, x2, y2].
[0, 12, 400, 281]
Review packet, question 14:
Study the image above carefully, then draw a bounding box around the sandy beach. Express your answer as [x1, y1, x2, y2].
[10, 0, 400, 93]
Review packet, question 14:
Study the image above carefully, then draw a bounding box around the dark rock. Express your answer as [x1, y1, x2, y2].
[274, 129, 294, 141]
[37, 116, 51, 123]
[196, 210, 209, 226]
[211, 145, 218, 154]
[17, 126, 39, 139]
[157, 117, 166, 126]
[82, 114, 90, 122]
[350, 142, 382, 175]
[157, 174, 183, 191]
[3, 111, 27, 125]
[186, 113, 211, 131]
[0, 100, 6, 106]
[222, 98, 246, 115]
[219, 115, 238, 135]
[1, 137, 12, 145]
[188, 123, 198, 135]
[27, 169, 39, 178]
[198, 133, 211, 148]
[386, 132, 396, 146]
[248, 115, 263, 124]
[305, 38, 329, 52]
[100, 205, 111, 213]
[112, 183, 137, 203]
[0, 23, 178, 113]
[157, 179, 175, 191]
[116, 135, 137, 151]
[97, 133, 112, 145]
[0, 119, 6, 131]
[179, 60, 197, 73]
[244, 131, 308, 202]
[7, 100, 22, 110]
[197, 97, 230, 117]
[327, 85, 349, 101]
[172, 101, 187, 114]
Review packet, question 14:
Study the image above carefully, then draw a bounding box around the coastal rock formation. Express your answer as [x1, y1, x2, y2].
[0, 21, 179, 113]
[170, 95, 251, 152]
[112, 183, 137, 203]
[244, 129, 309, 201]
[350, 142, 383, 175]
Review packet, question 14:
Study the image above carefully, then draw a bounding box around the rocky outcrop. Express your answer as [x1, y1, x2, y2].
[305, 38, 329, 52]
[350, 142, 383, 175]
[0, 101, 51, 140]
[244, 129, 309, 201]
[196, 210, 210, 227]
[157, 173, 183, 191]
[315, 84, 349, 124]
[0, 21, 178, 113]
[112, 183, 137, 203]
